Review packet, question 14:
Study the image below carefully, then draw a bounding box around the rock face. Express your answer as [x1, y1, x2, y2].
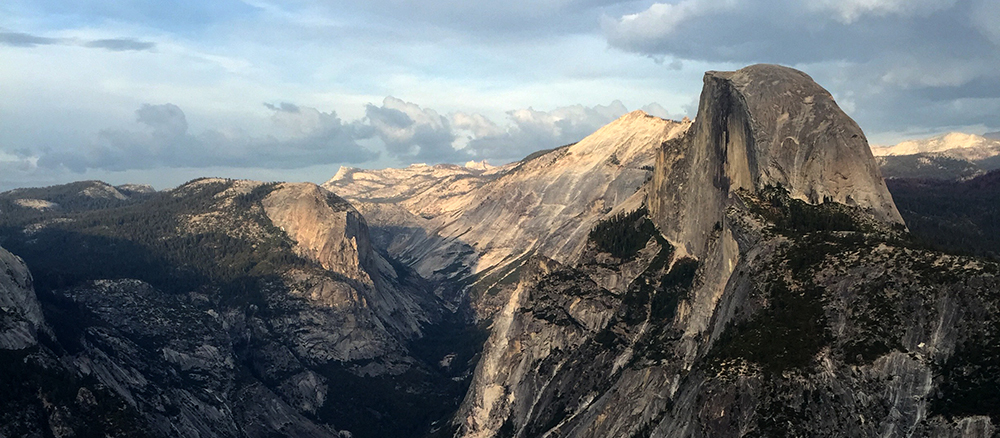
[450, 65, 999, 438]
[650, 65, 903, 253]
[260, 182, 441, 359]
[0, 247, 44, 349]
[327, 112, 690, 316]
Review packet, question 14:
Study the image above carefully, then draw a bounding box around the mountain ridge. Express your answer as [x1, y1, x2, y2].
[873, 132, 1000, 180]
[326, 110, 691, 318]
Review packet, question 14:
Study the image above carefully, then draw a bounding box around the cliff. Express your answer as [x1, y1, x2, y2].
[451, 65, 998, 438]
[0, 247, 44, 350]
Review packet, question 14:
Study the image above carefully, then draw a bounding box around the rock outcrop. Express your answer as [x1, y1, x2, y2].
[0, 246, 44, 349]
[650, 64, 903, 258]
[261, 182, 442, 357]
[647, 64, 906, 361]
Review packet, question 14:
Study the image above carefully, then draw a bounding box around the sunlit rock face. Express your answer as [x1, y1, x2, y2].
[650, 64, 903, 261]
[327, 112, 690, 316]
[261, 182, 441, 349]
[874, 132, 1000, 161]
[646, 63, 908, 361]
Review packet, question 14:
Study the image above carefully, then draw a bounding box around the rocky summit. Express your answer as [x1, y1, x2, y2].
[1, 64, 999, 438]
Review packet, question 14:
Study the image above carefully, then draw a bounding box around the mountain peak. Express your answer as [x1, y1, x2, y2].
[652, 63, 902, 245]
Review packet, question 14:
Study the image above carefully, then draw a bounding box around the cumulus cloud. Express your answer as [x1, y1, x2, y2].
[365, 97, 461, 162]
[456, 100, 631, 162]
[20, 97, 681, 176]
[36, 103, 377, 173]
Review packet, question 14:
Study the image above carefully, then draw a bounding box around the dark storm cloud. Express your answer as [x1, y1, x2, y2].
[36, 103, 378, 173]
[0, 30, 155, 51]
[84, 38, 156, 51]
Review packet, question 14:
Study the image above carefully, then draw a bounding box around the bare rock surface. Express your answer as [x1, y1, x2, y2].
[327, 112, 690, 317]
[0, 246, 44, 349]
[651, 65, 901, 239]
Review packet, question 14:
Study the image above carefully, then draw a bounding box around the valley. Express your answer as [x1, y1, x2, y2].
[1, 64, 999, 437]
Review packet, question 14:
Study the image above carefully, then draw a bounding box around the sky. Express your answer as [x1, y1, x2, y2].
[1, 0, 998, 191]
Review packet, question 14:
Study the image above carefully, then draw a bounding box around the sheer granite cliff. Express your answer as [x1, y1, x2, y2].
[450, 65, 998, 438]
[647, 64, 906, 365]
[650, 64, 902, 260]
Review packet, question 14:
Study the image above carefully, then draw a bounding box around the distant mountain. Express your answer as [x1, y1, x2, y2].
[872, 132, 1000, 180]
[0, 180, 152, 215]
[984, 131, 1000, 140]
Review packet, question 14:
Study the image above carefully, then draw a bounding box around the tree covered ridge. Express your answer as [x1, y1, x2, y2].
[0, 178, 310, 300]
[588, 206, 659, 260]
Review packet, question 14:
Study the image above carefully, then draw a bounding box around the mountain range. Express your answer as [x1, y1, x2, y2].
[873, 132, 1000, 180]
[1, 64, 999, 437]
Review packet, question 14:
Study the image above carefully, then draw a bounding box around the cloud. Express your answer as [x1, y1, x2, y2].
[457, 100, 631, 162]
[802, 0, 959, 24]
[365, 97, 462, 162]
[20, 96, 682, 176]
[35, 103, 377, 173]
[359, 98, 685, 164]
[640, 102, 687, 120]
[0, 32, 62, 47]
[601, 0, 1000, 133]
[603, 0, 997, 64]
[84, 38, 157, 51]
[0, 31, 156, 51]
